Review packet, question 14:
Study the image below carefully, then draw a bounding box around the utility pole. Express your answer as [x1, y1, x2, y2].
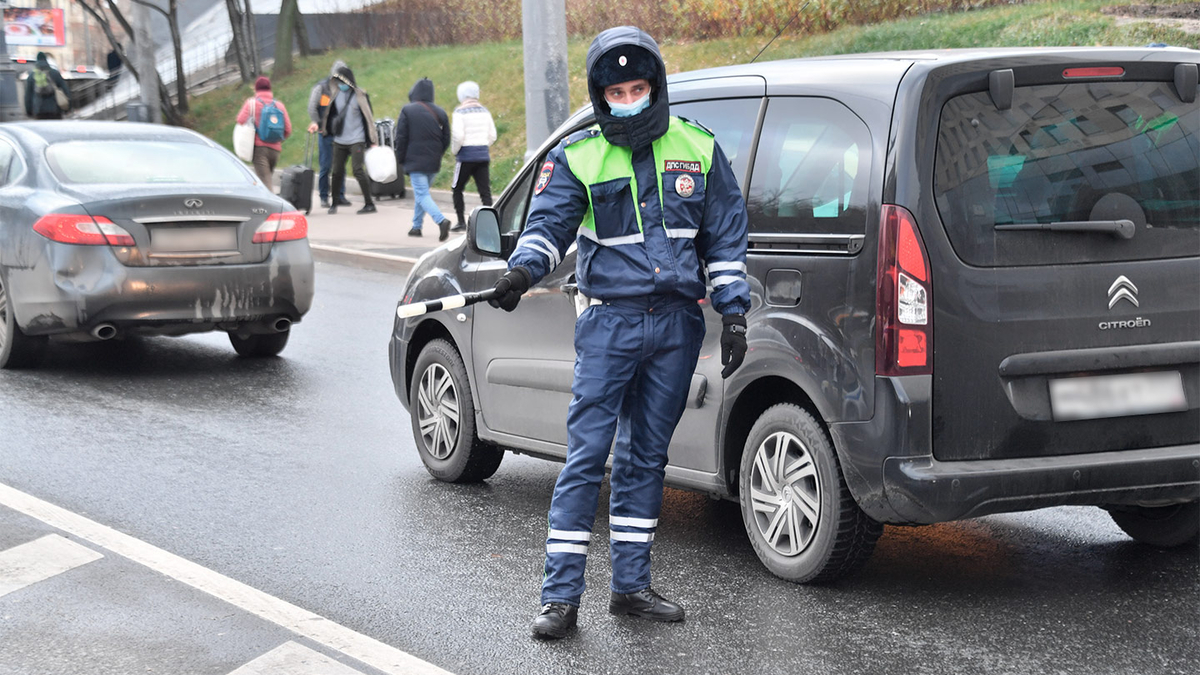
[0, 0, 21, 122]
[521, 0, 569, 159]
[131, 0, 160, 122]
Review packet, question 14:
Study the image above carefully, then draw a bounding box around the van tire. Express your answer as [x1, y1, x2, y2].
[1105, 501, 1199, 548]
[0, 275, 46, 369]
[739, 404, 882, 583]
[410, 339, 503, 483]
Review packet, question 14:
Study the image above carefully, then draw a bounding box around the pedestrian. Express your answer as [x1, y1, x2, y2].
[395, 78, 451, 240]
[449, 80, 497, 232]
[320, 65, 378, 215]
[24, 52, 69, 120]
[489, 26, 750, 640]
[236, 76, 293, 192]
[306, 60, 350, 209]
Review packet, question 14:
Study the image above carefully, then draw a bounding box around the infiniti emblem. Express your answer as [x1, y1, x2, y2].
[184, 199, 203, 209]
[1107, 275, 1138, 309]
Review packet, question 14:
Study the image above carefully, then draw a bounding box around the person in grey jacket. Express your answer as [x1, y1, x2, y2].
[320, 66, 379, 215]
[306, 60, 349, 208]
[395, 78, 451, 239]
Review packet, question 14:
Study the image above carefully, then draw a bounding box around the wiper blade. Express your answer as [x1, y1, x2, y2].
[994, 219, 1135, 239]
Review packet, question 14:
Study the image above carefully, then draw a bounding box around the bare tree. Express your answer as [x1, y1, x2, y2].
[130, 0, 188, 113]
[224, 0, 252, 83]
[273, 0, 298, 77]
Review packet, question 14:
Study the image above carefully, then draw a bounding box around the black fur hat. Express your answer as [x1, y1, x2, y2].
[591, 46, 658, 89]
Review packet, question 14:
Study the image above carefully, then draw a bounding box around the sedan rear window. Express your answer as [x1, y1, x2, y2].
[934, 81, 1198, 267]
[46, 141, 253, 185]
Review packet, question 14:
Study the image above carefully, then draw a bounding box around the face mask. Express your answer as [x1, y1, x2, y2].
[607, 91, 650, 118]
[338, 83, 350, 92]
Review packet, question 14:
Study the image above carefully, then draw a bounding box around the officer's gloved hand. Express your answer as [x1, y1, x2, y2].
[721, 313, 747, 379]
[488, 266, 532, 312]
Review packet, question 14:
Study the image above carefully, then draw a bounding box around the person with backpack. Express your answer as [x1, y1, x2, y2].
[236, 77, 293, 191]
[395, 78, 451, 239]
[24, 52, 70, 120]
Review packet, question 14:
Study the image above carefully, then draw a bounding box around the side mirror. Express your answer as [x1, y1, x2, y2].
[468, 206, 502, 256]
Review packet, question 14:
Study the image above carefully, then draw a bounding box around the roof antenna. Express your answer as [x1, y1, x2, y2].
[750, 1, 811, 64]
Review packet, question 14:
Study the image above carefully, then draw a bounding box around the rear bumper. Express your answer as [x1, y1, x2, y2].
[11, 240, 314, 336]
[830, 376, 1200, 524]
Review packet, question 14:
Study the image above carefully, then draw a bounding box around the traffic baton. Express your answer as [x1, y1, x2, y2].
[396, 288, 502, 319]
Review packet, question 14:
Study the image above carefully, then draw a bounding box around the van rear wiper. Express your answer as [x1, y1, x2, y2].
[994, 219, 1135, 239]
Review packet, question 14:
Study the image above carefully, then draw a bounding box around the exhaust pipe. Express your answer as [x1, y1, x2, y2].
[91, 324, 117, 340]
[273, 317, 292, 333]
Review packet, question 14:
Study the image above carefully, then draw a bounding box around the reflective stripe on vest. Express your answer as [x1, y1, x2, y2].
[563, 117, 714, 246]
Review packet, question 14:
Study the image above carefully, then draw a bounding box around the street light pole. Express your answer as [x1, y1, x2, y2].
[521, 0, 569, 159]
[0, 0, 24, 122]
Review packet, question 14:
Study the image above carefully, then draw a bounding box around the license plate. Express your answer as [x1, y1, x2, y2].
[151, 226, 237, 252]
[1049, 371, 1188, 421]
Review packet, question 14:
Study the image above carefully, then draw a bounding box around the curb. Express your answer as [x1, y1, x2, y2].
[310, 244, 418, 276]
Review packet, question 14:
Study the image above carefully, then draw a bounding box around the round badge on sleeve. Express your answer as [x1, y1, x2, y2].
[674, 174, 695, 198]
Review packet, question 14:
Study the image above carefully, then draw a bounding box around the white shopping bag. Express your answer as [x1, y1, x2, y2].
[232, 121, 255, 161]
[365, 145, 398, 183]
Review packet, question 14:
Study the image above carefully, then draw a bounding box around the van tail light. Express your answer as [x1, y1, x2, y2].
[253, 211, 308, 243]
[876, 204, 932, 376]
[32, 213, 135, 246]
[1063, 67, 1124, 79]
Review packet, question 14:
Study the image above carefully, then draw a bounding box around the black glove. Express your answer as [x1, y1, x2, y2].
[721, 313, 747, 379]
[488, 266, 532, 312]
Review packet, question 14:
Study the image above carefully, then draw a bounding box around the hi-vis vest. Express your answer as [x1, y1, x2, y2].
[563, 117, 714, 246]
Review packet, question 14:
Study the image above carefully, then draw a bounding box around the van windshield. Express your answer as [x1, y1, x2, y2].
[934, 81, 1198, 266]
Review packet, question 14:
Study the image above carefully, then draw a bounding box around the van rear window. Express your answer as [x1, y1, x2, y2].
[934, 81, 1198, 267]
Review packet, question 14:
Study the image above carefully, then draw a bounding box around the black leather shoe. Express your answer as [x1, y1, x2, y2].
[450, 222, 466, 232]
[609, 588, 684, 622]
[531, 602, 577, 639]
[335, 197, 352, 206]
[438, 219, 451, 242]
[357, 203, 377, 214]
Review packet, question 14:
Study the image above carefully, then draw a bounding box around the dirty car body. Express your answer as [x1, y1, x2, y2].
[0, 121, 313, 355]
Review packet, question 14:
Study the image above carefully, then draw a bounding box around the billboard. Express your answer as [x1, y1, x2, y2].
[4, 8, 66, 47]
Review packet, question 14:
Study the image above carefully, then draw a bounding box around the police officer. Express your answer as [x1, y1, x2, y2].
[490, 26, 750, 639]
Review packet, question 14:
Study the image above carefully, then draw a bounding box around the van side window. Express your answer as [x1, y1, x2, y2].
[501, 162, 537, 235]
[747, 98, 872, 235]
[670, 98, 761, 189]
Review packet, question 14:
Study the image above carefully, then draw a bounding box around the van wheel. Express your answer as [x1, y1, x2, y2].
[410, 339, 503, 483]
[1104, 502, 1199, 548]
[229, 330, 289, 357]
[739, 404, 882, 583]
[0, 275, 46, 369]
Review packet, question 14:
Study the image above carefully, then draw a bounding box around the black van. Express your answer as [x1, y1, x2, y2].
[390, 47, 1199, 583]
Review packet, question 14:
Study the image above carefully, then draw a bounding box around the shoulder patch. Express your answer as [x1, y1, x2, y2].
[562, 127, 601, 148]
[534, 160, 555, 195]
[678, 116, 715, 137]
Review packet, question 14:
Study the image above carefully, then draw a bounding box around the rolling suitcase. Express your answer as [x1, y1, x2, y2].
[370, 118, 406, 200]
[279, 132, 316, 214]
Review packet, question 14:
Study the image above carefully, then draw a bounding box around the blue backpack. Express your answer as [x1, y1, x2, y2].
[255, 98, 286, 143]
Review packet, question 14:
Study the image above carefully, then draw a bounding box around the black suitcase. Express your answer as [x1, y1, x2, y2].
[280, 132, 315, 214]
[370, 118, 406, 200]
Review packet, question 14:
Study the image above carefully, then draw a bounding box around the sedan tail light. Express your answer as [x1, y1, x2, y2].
[32, 213, 135, 246]
[876, 204, 932, 376]
[253, 211, 308, 243]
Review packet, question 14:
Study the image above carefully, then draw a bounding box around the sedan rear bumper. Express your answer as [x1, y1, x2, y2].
[10, 240, 314, 336]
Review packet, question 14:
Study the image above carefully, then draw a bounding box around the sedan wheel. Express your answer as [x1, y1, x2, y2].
[739, 403, 882, 583]
[0, 276, 47, 369]
[409, 339, 503, 483]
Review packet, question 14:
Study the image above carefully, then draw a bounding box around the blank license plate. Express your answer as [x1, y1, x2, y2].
[1049, 371, 1188, 421]
[151, 226, 237, 252]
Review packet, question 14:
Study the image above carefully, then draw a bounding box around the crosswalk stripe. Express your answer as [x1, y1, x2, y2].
[0, 534, 103, 599]
[229, 641, 366, 675]
[0, 482, 454, 675]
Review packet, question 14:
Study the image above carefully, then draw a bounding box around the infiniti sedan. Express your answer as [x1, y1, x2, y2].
[0, 121, 314, 368]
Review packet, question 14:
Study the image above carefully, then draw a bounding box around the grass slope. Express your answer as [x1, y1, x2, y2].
[189, 0, 1199, 190]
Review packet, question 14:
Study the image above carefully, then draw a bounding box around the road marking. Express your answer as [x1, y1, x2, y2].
[0, 482, 453, 675]
[309, 244, 419, 263]
[0, 534, 103, 599]
[229, 641, 367, 675]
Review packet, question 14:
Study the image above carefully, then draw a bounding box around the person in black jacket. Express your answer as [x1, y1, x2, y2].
[395, 78, 452, 240]
[25, 52, 69, 120]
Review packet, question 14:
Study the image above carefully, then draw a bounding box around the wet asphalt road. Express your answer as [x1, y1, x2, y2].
[1, 261, 1197, 675]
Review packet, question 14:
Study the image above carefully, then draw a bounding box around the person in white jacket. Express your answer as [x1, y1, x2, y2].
[449, 81, 498, 231]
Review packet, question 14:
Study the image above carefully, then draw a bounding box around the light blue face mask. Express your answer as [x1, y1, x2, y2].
[608, 92, 650, 118]
[338, 83, 350, 92]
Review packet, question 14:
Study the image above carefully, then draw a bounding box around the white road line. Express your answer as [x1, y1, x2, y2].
[0, 534, 103, 599]
[0, 482, 453, 675]
[309, 244, 419, 263]
[229, 641, 367, 675]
